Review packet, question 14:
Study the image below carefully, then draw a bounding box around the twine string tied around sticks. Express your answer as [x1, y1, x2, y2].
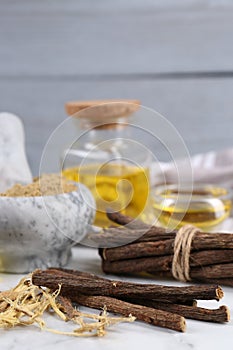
[172, 224, 200, 282]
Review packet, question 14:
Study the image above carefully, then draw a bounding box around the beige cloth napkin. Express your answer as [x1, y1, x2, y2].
[150, 148, 233, 187]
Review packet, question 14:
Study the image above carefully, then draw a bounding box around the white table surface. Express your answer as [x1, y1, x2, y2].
[0, 246, 233, 350]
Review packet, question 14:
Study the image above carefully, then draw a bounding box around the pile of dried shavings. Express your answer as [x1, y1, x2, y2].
[0, 174, 77, 197]
[0, 275, 134, 337]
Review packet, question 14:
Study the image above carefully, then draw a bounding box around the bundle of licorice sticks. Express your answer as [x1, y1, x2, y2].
[97, 211, 233, 286]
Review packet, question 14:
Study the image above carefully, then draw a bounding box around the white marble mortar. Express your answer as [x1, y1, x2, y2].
[0, 183, 95, 273]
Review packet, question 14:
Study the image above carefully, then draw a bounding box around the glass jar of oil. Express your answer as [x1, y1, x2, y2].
[152, 183, 232, 231]
[62, 100, 153, 227]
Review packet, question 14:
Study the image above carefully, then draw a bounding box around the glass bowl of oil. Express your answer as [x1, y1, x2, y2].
[152, 184, 232, 231]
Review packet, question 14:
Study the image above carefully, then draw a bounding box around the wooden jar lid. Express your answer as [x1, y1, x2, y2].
[65, 99, 141, 120]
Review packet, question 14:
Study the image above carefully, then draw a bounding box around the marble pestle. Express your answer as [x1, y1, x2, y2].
[0, 112, 32, 192]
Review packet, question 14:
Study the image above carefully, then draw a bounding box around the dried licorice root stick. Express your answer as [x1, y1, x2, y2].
[191, 263, 233, 280]
[99, 240, 174, 261]
[47, 269, 196, 306]
[106, 211, 233, 249]
[32, 269, 224, 303]
[72, 293, 186, 332]
[101, 256, 233, 281]
[56, 296, 77, 320]
[106, 210, 150, 229]
[123, 299, 230, 323]
[195, 278, 233, 287]
[100, 241, 233, 266]
[99, 226, 233, 251]
[48, 268, 107, 281]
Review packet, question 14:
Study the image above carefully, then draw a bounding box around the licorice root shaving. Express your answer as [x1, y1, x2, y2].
[0, 276, 135, 337]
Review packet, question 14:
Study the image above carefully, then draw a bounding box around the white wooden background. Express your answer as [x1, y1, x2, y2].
[0, 0, 233, 174]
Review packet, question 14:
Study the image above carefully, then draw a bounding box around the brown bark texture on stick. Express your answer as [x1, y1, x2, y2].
[102, 257, 233, 281]
[106, 210, 150, 229]
[100, 242, 233, 266]
[123, 299, 230, 323]
[72, 293, 186, 332]
[56, 295, 77, 319]
[32, 269, 223, 303]
[194, 278, 233, 287]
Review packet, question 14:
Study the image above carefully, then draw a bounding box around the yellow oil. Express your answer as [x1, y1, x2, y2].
[153, 186, 232, 230]
[63, 163, 150, 226]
